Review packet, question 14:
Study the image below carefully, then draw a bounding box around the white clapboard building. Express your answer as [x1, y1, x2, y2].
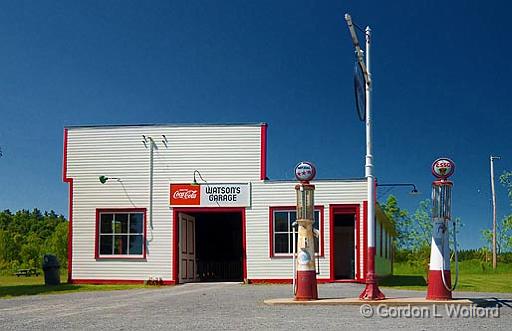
[63, 123, 394, 285]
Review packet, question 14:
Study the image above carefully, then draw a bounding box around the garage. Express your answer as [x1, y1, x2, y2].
[174, 209, 246, 284]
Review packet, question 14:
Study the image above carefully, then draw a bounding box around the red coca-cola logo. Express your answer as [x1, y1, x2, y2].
[173, 189, 198, 199]
[170, 184, 200, 205]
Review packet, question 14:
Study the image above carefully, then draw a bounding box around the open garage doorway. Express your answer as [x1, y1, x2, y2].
[330, 205, 359, 281]
[173, 208, 246, 284]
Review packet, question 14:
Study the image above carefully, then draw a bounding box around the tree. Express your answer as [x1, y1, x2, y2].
[482, 170, 512, 254]
[0, 209, 68, 272]
[381, 196, 462, 270]
[44, 221, 68, 268]
[19, 233, 43, 269]
[482, 215, 512, 254]
[381, 195, 413, 250]
[381, 197, 433, 252]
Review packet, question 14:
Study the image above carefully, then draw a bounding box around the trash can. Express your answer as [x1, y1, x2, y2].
[42, 254, 60, 285]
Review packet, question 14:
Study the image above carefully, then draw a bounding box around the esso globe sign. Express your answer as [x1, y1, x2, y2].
[295, 161, 316, 182]
[432, 158, 455, 179]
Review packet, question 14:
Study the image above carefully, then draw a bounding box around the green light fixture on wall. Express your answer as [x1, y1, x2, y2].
[99, 175, 120, 184]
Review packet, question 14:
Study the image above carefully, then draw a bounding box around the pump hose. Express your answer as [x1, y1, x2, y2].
[440, 219, 459, 292]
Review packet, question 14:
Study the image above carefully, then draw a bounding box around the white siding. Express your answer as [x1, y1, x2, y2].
[248, 180, 367, 280]
[65, 123, 373, 282]
[66, 124, 263, 281]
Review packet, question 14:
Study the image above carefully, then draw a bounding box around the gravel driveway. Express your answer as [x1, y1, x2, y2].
[1, 283, 511, 330]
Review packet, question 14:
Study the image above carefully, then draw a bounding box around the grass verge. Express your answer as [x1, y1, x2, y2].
[0, 272, 152, 299]
[380, 260, 512, 293]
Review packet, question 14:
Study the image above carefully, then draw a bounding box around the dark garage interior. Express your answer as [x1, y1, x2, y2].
[334, 213, 355, 279]
[191, 212, 243, 282]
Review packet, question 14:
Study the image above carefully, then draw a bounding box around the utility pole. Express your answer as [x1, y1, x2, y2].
[490, 155, 500, 269]
[345, 14, 384, 300]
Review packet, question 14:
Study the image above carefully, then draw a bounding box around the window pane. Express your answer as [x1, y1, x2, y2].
[114, 214, 128, 233]
[100, 214, 113, 233]
[114, 235, 128, 254]
[274, 212, 289, 232]
[129, 235, 143, 255]
[130, 213, 143, 233]
[100, 235, 113, 255]
[290, 212, 296, 222]
[289, 232, 299, 253]
[275, 234, 289, 254]
[314, 210, 320, 230]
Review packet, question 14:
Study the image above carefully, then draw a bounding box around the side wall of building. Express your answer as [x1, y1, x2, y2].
[65, 125, 263, 282]
[64, 124, 393, 283]
[248, 180, 367, 282]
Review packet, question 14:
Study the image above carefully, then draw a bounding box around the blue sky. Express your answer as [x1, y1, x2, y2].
[0, 1, 511, 249]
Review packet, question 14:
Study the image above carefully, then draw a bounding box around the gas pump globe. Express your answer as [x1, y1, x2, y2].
[294, 161, 318, 300]
[427, 158, 458, 300]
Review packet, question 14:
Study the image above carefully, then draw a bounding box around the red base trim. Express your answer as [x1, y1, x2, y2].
[295, 270, 318, 300]
[359, 247, 386, 300]
[332, 279, 363, 283]
[70, 279, 176, 285]
[426, 270, 452, 300]
[249, 278, 331, 284]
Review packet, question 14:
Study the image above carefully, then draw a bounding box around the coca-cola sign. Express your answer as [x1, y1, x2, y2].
[170, 183, 250, 207]
[173, 189, 198, 200]
[170, 184, 200, 205]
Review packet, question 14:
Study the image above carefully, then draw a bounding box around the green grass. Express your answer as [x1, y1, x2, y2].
[0, 271, 153, 299]
[381, 260, 512, 293]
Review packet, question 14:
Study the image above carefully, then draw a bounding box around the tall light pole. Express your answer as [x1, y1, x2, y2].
[490, 155, 500, 269]
[345, 14, 385, 300]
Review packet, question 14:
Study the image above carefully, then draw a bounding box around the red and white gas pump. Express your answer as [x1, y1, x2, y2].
[293, 161, 318, 301]
[427, 158, 459, 300]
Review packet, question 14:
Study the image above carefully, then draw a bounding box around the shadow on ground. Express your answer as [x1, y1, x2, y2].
[469, 297, 512, 308]
[0, 284, 81, 298]
[379, 275, 427, 287]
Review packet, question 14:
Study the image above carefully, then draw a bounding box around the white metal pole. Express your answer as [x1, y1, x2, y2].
[365, 26, 374, 253]
[490, 155, 499, 269]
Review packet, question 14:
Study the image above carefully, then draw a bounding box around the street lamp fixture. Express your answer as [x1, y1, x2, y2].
[378, 183, 420, 195]
[192, 170, 207, 186]
[344, 13, 385, 300]
[99, 175, 120, 184]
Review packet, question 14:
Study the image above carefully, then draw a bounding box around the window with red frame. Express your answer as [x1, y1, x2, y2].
[271, 208, 321, 256]
[98, 212, 144, 256]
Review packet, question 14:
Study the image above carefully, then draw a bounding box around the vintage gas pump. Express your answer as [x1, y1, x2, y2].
[427, 158, 459, 300]
[293, 161, 318, 300]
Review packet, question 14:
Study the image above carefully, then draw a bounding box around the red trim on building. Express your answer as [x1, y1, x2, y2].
[332, 279, 364, 283]
[70, 279, 176, 285]
[241, 209, 247, 280]
[260, 123, 267, 180]
[328, 204, 360, 282]
[63, 128, 73, 284]
[95, 208, 147, 259]
[268, 206, 324, 258]
[363, 201, 368, 281]
[172, 207, 247, 284]
[329, 206, 334, 281]
[249, 278, 332, 284]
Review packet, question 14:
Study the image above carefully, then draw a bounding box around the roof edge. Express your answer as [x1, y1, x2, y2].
[263, 178, 367, 183]
[65, 122, 267, 130]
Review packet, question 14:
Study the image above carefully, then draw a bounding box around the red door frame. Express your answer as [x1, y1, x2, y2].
[172, 207, 247, 284]
[329, 204, 361, 282]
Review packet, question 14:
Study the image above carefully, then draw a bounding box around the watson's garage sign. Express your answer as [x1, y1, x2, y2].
[170, 183, 251, 207]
